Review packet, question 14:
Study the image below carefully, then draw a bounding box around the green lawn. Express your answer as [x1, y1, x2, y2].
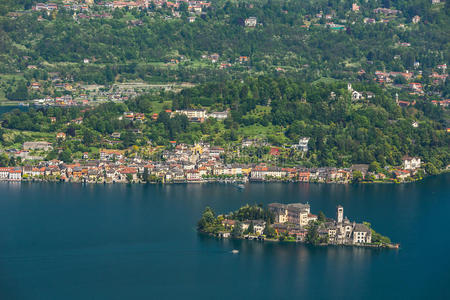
[151, 100, 172, 113]
[239, 123, 283, 137]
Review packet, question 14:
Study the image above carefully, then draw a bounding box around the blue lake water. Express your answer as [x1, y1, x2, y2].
[0, 174, 449, 299]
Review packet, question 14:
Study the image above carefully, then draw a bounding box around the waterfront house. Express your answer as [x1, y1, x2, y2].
[118, 167, 138, 181]
[0, 167, 11, 180]
[218, 231, 230, 238]
[298, 171, 310, 182]
[186, 169, 202, 181]
[402, 156, 421, 170]
[242, 220, 266, 235]
[8, 168, 22, 181]
[393, 169, 411, 181]
[352, 223, 372, 244]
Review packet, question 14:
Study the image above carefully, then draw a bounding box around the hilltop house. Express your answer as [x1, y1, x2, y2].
[245, 17, 257, 27]
[207, 111, 228, 120]
[172, 109, 207, 122]
[23, 141, 53, 151]
[291, 137, 310, 152]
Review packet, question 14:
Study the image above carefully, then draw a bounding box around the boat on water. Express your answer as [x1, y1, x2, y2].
[231, 249, 239, 254]
[234, 184, 245, 189]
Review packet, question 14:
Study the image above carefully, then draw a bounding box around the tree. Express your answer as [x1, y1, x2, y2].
[6, 81, 28, 101]
[369, 161, 380, 173]
[143, 167, 149, 182]
[82, 128, 96, 146]
[66, 126, 76, 137]
[306, 223, 319, 245]
[318, 211, 326, 222]
[231, 221, 243, 238]
[58, 149, 73, 163]
[352, 171, 363, 183]
[0, 153, 9, 167]
[263, 222, 277, 238]
[246, 221, 255, 235]
[126, 173, 133, 183]
[197, 207, 216, 231]
[425, 162, 439, 175]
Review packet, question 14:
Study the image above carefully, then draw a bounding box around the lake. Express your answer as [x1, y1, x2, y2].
[0, 174, 449, 299]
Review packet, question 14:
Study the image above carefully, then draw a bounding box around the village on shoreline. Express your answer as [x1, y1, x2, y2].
[197, 203, 398, 248]
[0, 140, 438, 184]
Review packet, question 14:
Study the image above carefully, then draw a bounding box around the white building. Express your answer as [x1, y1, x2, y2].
[208, 111, 228, 120]
[0, 167, 10, 180]
[403, 156, 421, 170]
[268, 203, 311, 227]
[352, 223, 372, 244]
[337, 205, 344, 223]
[352, 90, 363, 100]
[173, 109, 206, 120]
[292, 137, 310, 152]
[253, 220, 266, 235]
[245, 17, 257, 27]
[8, 168, 22, 181]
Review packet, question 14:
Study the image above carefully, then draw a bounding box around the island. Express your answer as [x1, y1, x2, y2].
[198, 203, 397, 248]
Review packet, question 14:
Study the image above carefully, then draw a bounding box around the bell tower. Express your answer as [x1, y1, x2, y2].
[337, 205, 344, 223]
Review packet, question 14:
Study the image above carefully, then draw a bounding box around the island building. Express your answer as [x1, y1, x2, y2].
[268, 203, 317, 226]
[268, 203, 372, 245]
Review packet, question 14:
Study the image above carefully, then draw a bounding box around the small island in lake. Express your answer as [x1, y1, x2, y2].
[198, 203, 397, 248]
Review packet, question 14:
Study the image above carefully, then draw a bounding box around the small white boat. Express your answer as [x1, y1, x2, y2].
[234, 184, 245, 189]
[231, 249, 239, 254]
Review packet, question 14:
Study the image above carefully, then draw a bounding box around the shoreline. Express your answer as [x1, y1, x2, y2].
[0, 175, 443, 185]
[1, 172, 447, 185]
[200, 231, 400, 249]
[197, 204, 399, 251]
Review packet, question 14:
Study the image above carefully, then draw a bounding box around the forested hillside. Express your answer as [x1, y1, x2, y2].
[0, 0, 448, 173]
[1, 77, 448, 171]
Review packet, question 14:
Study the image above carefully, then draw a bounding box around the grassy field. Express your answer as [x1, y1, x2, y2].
[0, 129, 55, 151]
[151, 100, 172, 113]
[239, 123, 282, 137]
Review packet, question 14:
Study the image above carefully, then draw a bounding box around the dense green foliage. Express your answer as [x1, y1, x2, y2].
[197, 207, 224, 234]
[2, 76, 448, 169]
[0, 0, 448, 172]
[230, 204, 274, 223]
[0, 0, 448, 88]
